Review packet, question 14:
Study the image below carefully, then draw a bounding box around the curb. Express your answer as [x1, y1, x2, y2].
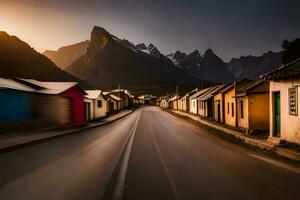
[167, 109, 300, 161]
[0, 109, 136, 153]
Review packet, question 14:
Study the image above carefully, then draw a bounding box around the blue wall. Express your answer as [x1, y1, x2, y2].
[0, 90, 32, 123]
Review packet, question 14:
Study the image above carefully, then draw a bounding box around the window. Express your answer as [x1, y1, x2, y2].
[97, 100, 102, 108]
[231, 102, 234, 117]
[289, 87, 298, 115]
[227, 102, 229, 114]
[240, 101, 244, 119]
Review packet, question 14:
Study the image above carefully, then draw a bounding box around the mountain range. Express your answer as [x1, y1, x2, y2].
[44, 27, 281, 85]
[55, 26, 211, 95]
[167, 50, 281, 81]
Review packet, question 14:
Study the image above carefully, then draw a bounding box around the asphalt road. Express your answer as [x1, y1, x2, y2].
[0, 106, 300, 200]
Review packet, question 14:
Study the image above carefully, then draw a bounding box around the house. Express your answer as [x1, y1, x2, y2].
[110, 89, 130, 109]
[16, 78, 87, 125]
[189, 87, 211, 115]
[262, 58, 300, 144]
[221, 79, 253, 127]
[178, 88, 199, 112]
[198, 85, 227, 119]
[169, 95, 181, 110]
[235, 80, 270, 134]
[104, 93, 122, 114]
[84, 90, 107, 121]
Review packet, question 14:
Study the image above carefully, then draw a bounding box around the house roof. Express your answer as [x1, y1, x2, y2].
[198, 84, 227, 101]
[0, 78, 36, 92]
[15, 78, 81, 95]
[169, 95, 181, 102]
[219, 79, 253, 94]
[261, 58, 300, 81]
[180, 88, 199, 100]
[236, 79, 269, 97]
[239, 79, 266, 92]
[219, 83, 234, 94]
[109, 94, 122, 101]
[190, 87, 211, 100]
[85, 90, 107, 100]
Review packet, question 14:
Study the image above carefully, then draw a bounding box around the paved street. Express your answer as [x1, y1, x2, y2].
[1, 106, 300, 200]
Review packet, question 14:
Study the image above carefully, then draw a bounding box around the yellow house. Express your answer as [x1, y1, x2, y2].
[235, 80, 270, 134]
[213, 92, 224, 123]
[262, 58, 300, 144]
[222, 79, 253, 127]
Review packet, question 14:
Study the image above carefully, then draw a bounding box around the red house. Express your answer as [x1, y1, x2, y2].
[15, 79, 87, 125]
[59, 85, 86, 124]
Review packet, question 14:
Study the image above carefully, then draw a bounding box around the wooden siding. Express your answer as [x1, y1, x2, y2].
[32, 94, 72, 125]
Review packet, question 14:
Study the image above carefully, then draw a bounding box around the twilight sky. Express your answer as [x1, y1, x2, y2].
[0, 0, 299, 61]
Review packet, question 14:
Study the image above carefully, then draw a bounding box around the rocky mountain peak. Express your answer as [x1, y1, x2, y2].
[204, 48, 216, 57]
[89, 26, 111, 52]
[135, 43, 147, 51]
[188, 50, 201, 60]
[174, 51, 187, 60]
[148, 43, 161, 57]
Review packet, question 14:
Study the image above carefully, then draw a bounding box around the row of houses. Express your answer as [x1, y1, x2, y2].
[159, 58, 300, 145]
[0, 78, 137, 132]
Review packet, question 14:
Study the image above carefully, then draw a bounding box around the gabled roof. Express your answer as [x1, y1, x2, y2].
[198, 84, 227, 101]
[180, 88, 199, 100]
[219, 79, 253, 94]
[219, 83, 234, 94]
[15, 78, 82, 95]
[169, 95, 181, 102]
[0, 78, 36, 92]
[109, 94, 122, 101]
[85, 90, 107, 100]
[190, 87, 211, 100]
[236, 79, 269, 97]
[239, 79, 267, 92]
[261, 58, 300, 81]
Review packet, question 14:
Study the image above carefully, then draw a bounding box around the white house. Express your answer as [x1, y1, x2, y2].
[178, 88, 199, 112]
[189, 87, 211, 115]
[262, 58, 300, 144]
[85, 90, 107, 121]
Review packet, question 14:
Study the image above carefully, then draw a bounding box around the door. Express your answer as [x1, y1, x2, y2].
[217, 101, 221, 122]
[274, 92, 281, 137]
[85, 102, 91, 122]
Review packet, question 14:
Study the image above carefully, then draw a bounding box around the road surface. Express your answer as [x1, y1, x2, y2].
[0, 106, 300, 200]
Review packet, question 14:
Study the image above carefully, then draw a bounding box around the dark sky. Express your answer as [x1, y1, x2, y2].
[1, 0, 299, 61]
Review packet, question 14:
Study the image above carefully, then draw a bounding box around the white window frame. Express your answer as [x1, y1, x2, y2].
[289, 87, 298, 116]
